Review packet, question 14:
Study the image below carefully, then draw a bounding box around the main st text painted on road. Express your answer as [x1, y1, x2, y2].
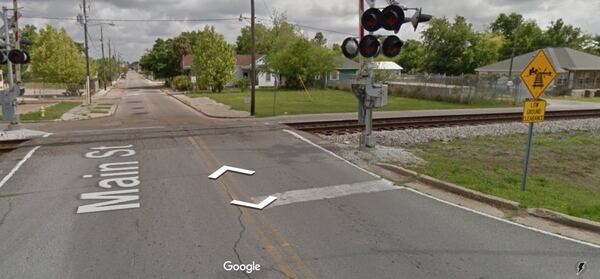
[77, 145, 142, 214]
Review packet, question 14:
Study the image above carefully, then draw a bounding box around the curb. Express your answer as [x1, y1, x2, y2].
[376, 163, 600, 233]
[165, 90, 252, 119]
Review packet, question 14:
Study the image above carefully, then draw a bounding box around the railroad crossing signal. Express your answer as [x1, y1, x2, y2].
[340, 3, 432, 60]
[520, 50, 557, 99]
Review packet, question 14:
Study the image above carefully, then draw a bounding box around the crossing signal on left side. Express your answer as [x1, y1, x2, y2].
[1, 50, 30, 65]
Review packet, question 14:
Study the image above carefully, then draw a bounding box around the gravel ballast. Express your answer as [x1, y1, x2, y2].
[322, 118, 600, 146]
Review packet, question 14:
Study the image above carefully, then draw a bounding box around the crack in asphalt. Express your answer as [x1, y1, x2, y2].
[233, 208, 253, 279]
[0, 200, 12, 226]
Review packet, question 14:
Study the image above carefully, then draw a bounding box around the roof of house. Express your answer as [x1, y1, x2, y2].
[475, 47, 600, 73]
[334, 56, 359, 70]
[236, 54, 265, 66]
[375, 61, 403, 71]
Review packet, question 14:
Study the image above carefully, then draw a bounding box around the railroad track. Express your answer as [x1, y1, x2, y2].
[286, 109, 600, 135]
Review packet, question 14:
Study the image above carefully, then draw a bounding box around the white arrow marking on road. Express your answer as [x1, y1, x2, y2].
[231, 196, 278, 210]
[208, 166, 255, 180]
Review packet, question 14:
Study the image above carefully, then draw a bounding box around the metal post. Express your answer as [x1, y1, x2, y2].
[250, 0, 256, 116]
[508, 27, 519, 105]
[521, 122, 534, 191]
[361, 0, 376, 148]
[12, 0, 20, 83]
[2, 8, 14, 87]
[82, 0, 91, 106]
[100, 26, 106, 90]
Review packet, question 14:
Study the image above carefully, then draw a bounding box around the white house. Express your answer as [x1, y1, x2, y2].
[235, 54, 276, 88]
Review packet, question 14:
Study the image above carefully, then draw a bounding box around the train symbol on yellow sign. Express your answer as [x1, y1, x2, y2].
[520, 50, 557, 99]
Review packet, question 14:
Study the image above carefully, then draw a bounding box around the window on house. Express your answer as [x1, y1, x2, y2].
[265, 72, 271, 82]
[330, 71, 340, 81]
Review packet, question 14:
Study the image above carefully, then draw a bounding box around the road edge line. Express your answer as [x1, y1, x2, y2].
[402, 187, 600, 249]
[0, 146, 41, 189]
[283, 129, 382, 179]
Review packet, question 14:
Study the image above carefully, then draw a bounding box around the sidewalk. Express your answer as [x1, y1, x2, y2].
[61, 84, 122, 121]
[167, 91, 251, 118]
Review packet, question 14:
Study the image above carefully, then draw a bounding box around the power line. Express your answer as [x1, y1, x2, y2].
[22, 15, 240, 23]
[22, 15, 354, 36]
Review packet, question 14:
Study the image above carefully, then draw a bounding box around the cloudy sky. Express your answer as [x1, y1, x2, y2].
[15, 0, 600, 62]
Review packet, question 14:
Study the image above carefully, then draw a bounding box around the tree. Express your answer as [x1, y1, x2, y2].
[422, 16, 478, 75]
[584, 35, 600, 55]
[139, 38, 181, 79]
[235, 24, 273, 55]
[30, 25, 86, 84]
[490, 13, 545, 59]
[268, 36, 336, 88]
[541, 19, 588, 49]
[311, 32, 327, 46]
[192, 26, 236, 93]
[21, 24, 39, 52]
[472, 32, 505, 70]
[396, 40, 425, 74]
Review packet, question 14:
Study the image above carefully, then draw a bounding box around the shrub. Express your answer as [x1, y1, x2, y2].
[237, 78, 250, 92]
[173, 75, 192, 91]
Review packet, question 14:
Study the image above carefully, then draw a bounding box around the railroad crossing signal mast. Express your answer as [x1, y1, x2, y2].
[342, 0, 431, 148]
[1, 5, 30, 129]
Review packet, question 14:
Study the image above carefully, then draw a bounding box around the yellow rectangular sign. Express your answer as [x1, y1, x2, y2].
[523, 99, 547, 123]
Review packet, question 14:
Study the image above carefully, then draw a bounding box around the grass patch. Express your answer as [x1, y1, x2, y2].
[408, 131, 600, 222]
[14, 102, 81, 121]
[188, 89, 511, 117]
[549, 96, 600, 103]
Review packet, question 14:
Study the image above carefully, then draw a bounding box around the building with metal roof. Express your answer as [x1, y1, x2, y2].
[476, 47, 600, 96]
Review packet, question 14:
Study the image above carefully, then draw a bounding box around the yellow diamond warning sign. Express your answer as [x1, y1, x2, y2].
[523, 99, 547, 123]
[520, 50, 558, 99]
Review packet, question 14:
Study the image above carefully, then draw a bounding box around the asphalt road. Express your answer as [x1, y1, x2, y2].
[0, 73, 598, 279]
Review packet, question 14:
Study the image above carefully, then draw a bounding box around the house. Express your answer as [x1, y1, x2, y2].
[235, 54, 276, 88]
[476, 47, 600, 96]
[180, 54, 276, 88]
[325, 56, 360, 87]
[375, 61, 403, 78]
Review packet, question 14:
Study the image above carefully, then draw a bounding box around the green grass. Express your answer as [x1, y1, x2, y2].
[408, 131, 600, 222]
[188, 89, 511, 117]
[13, 102, 80, 121]
[23, 82, 67, 90]
[548, 96, 600, 103]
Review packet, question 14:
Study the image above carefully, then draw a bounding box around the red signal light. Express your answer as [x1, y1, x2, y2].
[381, 5, 405, 32]
[361, 8, 382, 32]
[382, 36, 404, 57]
[8, 50, 29, 64]
[359, 35, 381, 58]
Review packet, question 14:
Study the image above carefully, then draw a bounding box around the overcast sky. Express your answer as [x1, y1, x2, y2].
[15, 0, 600, 62]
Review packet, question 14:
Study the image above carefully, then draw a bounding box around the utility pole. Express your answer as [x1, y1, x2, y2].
[82, 0, 92, 106]
[108, 39, 112, 83]
[250, 0, 256, 116]
[12, 0, 20, 83]
[100, 25, 106, 90]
